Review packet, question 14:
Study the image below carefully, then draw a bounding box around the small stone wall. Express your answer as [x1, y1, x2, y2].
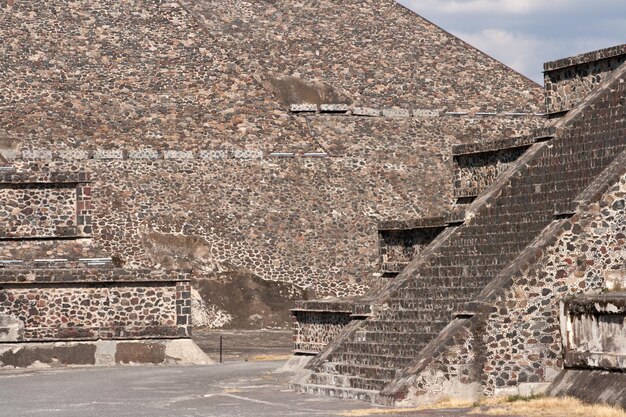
[453, 146, 530, 198]
[379, 226, 445, 273]
[0, 268, 191, 343]
[0, 169, 92, 239]
[544, 44, 626, 114]
[292, 310, 353, 354]
[291, 299, 370, 354]
[561, 294, 626, 370]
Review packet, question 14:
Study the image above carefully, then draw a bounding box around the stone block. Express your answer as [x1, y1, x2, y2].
[320, 104, 349, 113]
[233, 149, 263, 159]
[352, 107, 380, 117]
[290, 103, 317, 113]
[413, 109, 439, 117]
[128, 149, 160, 160]
[93, 149, 124, 160]
[21, 149, 52, 160]
[199, 150, 228, 160]
[163, 150, 194, 160]
[382, 108, 410, 118]
[115, 342, 166, 364]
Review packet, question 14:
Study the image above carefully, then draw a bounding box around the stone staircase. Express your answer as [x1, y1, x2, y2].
[292, 62, 626, 402]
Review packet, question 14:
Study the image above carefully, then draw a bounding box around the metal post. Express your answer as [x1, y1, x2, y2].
[219, 335, 223, 364]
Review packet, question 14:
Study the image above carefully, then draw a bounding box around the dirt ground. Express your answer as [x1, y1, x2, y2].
[193, 328, 293, 362]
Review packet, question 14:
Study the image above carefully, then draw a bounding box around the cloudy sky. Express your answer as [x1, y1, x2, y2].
[398, 0, 626, 84]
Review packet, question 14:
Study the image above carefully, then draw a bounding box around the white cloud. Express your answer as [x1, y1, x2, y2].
[401, 0, 572, 14]
[453, 29, 542, 81]
[397, 0, 626, 83]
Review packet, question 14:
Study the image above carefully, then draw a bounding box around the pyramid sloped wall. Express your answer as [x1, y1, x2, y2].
[180, 0, 542, 112]
[388, 156, 626, 405]
[294, 58, 626, 402]
[0, 0, 543, 313]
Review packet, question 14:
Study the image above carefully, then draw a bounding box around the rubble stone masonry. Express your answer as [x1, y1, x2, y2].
[0, 269, 191, 342]
[0, 0, 544, 304]
[544, 44, 626, 114]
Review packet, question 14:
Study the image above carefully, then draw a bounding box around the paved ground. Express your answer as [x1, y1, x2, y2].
[193, 329, 293, 362]
[0, 360, 489, 417]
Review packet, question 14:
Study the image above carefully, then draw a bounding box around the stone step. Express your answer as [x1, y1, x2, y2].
[336, 352, 415, 369]
[308, 372, 351, 388]
[391, 288, 479, 304]
[349, 376, 389, 391]
[319, 361, 397, 381]
[292, 381, 380, 403]
[309, 371, 389, 391]
[364, 318, 449, 330]
[348, 329, 442, 344]
[339, 341, 433, 358]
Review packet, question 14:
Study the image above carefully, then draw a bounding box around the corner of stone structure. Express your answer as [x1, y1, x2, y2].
[543, 43, 626, 115]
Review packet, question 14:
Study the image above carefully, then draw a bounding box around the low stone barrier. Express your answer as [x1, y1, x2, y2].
[291, 299, 371, 354]
[561, 293, 626, 370]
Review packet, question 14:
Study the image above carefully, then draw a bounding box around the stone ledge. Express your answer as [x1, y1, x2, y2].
[292, 298, 372, 316]
[381, 262, 408, 273]
[565, 352, 626, 371]
[544, 44, 626, 72]
[0, 171, 91, 184]
[378, 216, 447, 231]
[290, 104, 543, 119]
[0, 268, 192, 284]
[451, 128, 555, 156]
[0, 258, 113, 269]
[453, 188, 481, 199]
[564, 294, 626, 315]
[444, 209, 466, 225]
[292, 300, 353, 313]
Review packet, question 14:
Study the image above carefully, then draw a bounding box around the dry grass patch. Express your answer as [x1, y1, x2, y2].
[339, 396, 626, 417]
[338, 408, 427, 416]
[471, 395, 626, 417]
[338, 399, 477, 416]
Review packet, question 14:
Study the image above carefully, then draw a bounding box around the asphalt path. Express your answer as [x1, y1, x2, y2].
[0, 361, 483, 417]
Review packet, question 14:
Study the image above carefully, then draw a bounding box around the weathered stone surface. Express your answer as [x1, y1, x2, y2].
[413, 109, 439, 118]
[453, 146, 530, 198]
[379, 227, 445, 273]
[320, 104, 349, 113]
[0, 0, 543, 307]
[382, 108, 411, 118]
[290, 104, 318, 113]
[561, 295, 626, 371]
[544, 44, 626, 114]
[0, 343, 96, 367]
[352, 107, 381, 117]
[295, 52, 626, 404]
[0, 268, 191, 341]
[115, 342, 166, 364]
[548, 369, 626, 410]
[0, 315, 23, 342]
[0, 339, 212, 368]
[292, 311, 353, 354]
